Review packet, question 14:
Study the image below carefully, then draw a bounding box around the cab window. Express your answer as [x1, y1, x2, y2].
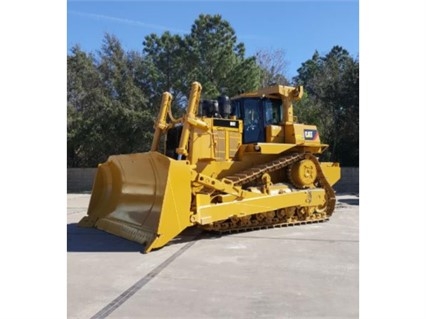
[264, 99, 282, 125]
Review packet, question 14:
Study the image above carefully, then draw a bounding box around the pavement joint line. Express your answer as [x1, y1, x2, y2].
[89, 234, 203, 319]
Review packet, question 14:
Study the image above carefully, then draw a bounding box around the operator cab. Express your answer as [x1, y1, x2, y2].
[231, 97, 282, 144]
[166, 95, 284, 158]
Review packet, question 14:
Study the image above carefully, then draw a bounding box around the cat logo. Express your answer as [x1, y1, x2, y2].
[304, 129, 317, 140]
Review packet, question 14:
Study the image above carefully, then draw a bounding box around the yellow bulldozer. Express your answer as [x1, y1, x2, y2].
[78, 82, 340, 253]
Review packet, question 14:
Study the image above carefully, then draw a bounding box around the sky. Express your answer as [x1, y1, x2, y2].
[67, 0, 359, 80]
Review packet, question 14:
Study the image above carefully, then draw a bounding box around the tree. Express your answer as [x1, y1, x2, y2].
[294, 46, 359, 166]
[67, 45, 106, 167]
[142, 31, 187, 109]
[141, 14, 262, 105]
[67, 35, 155, 167]
[183, 14, 261, 98]
[255, 48, 290, 87]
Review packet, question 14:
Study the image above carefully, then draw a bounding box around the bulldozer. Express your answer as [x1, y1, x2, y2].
[78, 82, 340, 253]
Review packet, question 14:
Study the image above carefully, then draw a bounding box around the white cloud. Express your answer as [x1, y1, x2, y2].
[69, 10, 188, 33]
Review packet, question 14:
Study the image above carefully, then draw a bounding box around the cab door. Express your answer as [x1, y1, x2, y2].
[242, 99, 264, 143]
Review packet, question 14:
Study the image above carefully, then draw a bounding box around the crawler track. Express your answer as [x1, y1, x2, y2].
[202, 152, 336, 234]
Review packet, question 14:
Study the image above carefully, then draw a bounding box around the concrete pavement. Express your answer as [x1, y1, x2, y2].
[68, 194, 359, 319]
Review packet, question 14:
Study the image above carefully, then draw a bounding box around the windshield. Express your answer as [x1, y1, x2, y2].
[264, 99, 282, 125]
[231, 98, 282, 123]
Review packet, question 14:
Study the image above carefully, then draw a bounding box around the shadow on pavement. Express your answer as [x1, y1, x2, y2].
[67, 223, 208, 253]
[338, 198, 359, 206]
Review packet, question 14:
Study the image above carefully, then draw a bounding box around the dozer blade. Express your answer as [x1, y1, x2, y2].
[78, 152, 193, 253]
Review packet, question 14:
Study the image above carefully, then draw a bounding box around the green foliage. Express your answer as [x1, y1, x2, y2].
[141, 14, 262, 103]
[294, 46, 359, 166]
[142, 31, 187, 109]
[183, 14, 261, 98]
[67, 36, 154, 167]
